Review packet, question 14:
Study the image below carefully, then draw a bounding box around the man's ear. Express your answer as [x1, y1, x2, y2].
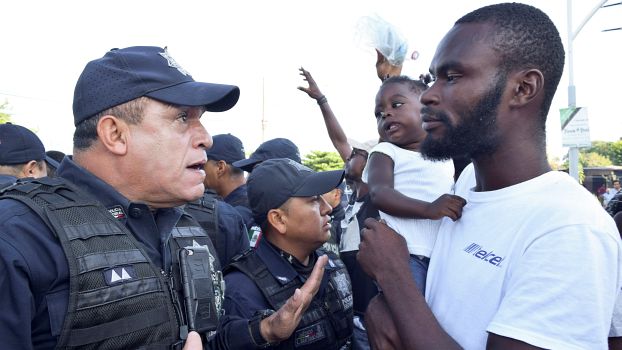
[508, 69, 544, 109]
[216, 160, 228, 177]
[97, 116, 130, 155]
[19, 160, 45, 178]
[266, 208, 288, 235]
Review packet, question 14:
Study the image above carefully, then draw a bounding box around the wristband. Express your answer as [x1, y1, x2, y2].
[317, 95, 328, 106]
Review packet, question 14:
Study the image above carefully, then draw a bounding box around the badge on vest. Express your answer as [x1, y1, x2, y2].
[332, 270, 353, 311]
[104, 265, 136, 285]
[107, 205, 126, 220]
[249, 226, 262, 248]
[295, 323, 326, 347]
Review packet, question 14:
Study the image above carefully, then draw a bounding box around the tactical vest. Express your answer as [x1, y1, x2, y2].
[227, 249, 353, 349]
[183, 193, 222, 263]
[0, 177, 223, 350]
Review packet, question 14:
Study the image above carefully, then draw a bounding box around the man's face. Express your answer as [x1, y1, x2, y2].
[615, 182, 621, 191]
[322, 188, 342, 209]
[281, 195, 333, 249]
[420, 23, 507, 161]
[126, 99, 211, 207]
[202, 159, 220, 191]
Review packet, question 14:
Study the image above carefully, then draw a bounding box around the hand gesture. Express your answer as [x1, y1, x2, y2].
[424, 194, 466, 221]
[297, 67, 324, 100]
[260, 254, 328, 343]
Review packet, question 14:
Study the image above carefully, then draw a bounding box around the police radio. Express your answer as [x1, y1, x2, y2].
[179, 246, 221, 334]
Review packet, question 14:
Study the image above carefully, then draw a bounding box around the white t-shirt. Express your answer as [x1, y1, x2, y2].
[340, 200, 364, 253]
[610, 290, 622, 337]
[426, 170, 622, 350]
[363, 142, 454, 257]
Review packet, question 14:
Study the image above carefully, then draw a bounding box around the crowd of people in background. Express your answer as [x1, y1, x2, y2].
[1, 2, 622, 350]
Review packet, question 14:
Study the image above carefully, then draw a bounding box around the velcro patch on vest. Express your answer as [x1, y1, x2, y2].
[104, 265, 137, 285]
[332, 271, 353, 311]
[294, 323, 326, 347]
[107, 205, 126, 220]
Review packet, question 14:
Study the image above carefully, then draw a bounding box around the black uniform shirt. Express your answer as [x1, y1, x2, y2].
[223, 184, 255, 230]
[0, 157, 257, 349]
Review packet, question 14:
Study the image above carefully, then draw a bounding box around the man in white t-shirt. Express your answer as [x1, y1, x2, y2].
[356, 3, 622, 350]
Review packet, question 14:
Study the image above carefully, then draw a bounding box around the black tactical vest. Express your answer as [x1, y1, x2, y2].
[0, 177, 223, 350]
[184, 192, 222, 262]
[226, 249, 353, 349]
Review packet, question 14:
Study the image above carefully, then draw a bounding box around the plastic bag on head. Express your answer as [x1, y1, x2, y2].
[355, 14, 408, 66]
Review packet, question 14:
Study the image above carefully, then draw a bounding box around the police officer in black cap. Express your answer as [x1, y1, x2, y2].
[225, 158, 354, 349]
[233, 137, 302, 245]
[200, 133, 255, 230]
[185, 133, 250, 268]
[232, 137, 301, 173]
[0, 123, 51, 184]
[0, 46, 327, 350]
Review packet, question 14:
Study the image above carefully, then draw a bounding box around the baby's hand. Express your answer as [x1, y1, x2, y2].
[425, 194, 466, 221]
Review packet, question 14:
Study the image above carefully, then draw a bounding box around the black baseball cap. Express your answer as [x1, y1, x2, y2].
[0, 123, 46, 165]
[247, 158, 344, 225]
[205, 134, 245, 164]
[232, 138, 301, 172]
[73, 46, 240, 125]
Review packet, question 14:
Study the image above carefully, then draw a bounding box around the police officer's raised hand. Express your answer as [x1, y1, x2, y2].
[357, 218, 410, 283]
[297, 67, 324, 100]
[182, 331, 202, 350]
[260, 254, 328, 343]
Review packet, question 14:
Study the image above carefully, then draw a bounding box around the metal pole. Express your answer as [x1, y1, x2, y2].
[567, 0, 580, 181]
[566, 0, 607, 182]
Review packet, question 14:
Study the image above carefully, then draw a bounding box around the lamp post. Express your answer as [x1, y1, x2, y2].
[566, 0, 608, 181]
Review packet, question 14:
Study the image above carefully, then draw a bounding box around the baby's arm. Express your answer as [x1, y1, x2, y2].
[367, 152, 466, 221]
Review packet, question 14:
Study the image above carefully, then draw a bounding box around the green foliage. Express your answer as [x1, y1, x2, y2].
[562, 151, 613, 184]
[302, 150, 344, 171]
[583, 140, 622, 165]
[0, 100, 12, 124]
[580, 152, 612, 167]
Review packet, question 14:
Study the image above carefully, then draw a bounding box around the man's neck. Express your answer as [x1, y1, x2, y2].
[471, 141, 551, 192]
[219, 177, 246, 199]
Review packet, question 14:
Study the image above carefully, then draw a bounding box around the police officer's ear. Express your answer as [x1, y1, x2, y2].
[266, 208, 288, 235]
[216, 160, 228, 177]
[19, 160, 47, 178]
[97, 115, 131, 156]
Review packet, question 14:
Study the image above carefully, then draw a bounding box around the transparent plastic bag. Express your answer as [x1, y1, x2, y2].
[355, 14, 409, 66]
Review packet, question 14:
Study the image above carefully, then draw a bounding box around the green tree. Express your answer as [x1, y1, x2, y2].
[302, 151, 344, 171]
[562, 151, 613, 184]
[580, 151, 612, 168]
[584, 140, 622, 165]
[0, 99, 12, 124]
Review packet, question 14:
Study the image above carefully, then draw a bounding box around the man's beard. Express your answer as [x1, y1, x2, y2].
[421, 74, 506, 161]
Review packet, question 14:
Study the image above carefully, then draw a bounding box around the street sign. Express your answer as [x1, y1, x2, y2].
[560, 106, 591, 147]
